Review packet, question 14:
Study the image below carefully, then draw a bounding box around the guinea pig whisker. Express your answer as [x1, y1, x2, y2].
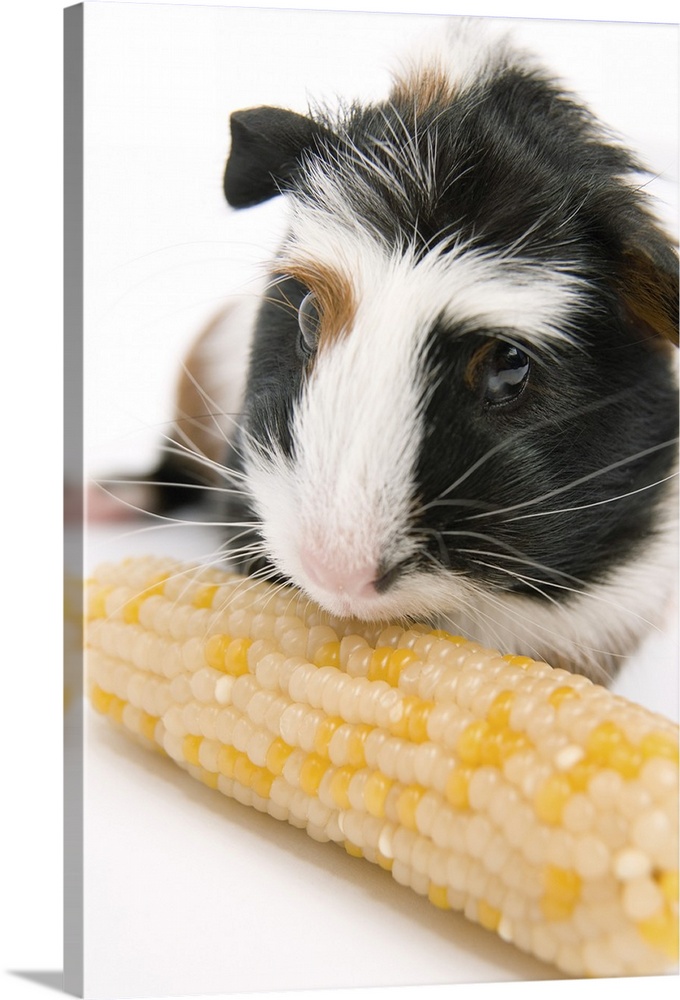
[496, 470, 679, 524]
[465, 436, 679, 523]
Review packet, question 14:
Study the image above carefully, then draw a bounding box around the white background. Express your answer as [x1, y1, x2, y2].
[2, 2, 679, 1000]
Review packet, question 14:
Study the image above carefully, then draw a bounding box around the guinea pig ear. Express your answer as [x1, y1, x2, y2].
[224, 106, 329, 208]
[618, 241, 679, 347]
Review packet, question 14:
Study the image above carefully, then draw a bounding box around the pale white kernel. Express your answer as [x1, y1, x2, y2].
[594, 810, 629, 851]
[413, 743, 441, 787]
[254, 651, 286, 691]
[328, 724, 352, 767]
[447, 854, 472, 892]
[264, 695, 289, 735]
[554, 744, 585, 772]
[288, 663, 317, 704]
[639, 757, 679, 800]
[482, 832, 512, 876]
[432, 804, 463, 851]
[215, 706, 239, 744]
[531, 924, 558, 965]
[198, 705, 219, 739]
[394, 743, 418, 785]
[162, 704, 187, 738]
[279, 627, 308, 658]
[391, 859, 412, 888]
[197, 739, 220, 773]
[613, 847, 652, 881]
[588, 768, 624, 809]
[363, 728, 389, 768]
[348, 771, 369, 811]
[162, 731, 185, 761]
[231, 717, 255, 754]
[522, 826, 550, 867]
[411, 791, 438, 836]
[189, 668, 217, 702]
[345, 646, 373, 678]
[377, 821, 397, 858]
[467, 766, 501, 811]
[247, 730, 272, 768]
[573, 834, 610, 880]
[231, 675, 259, 712]
[631, 808, 672, 857]
[210, 674, 232, 707]
[544, 828, 574, 868]
[279, 703, 307, 745]
[392, 826, 417, 867]
[338, 676, 367, 723]
[181, 701, 202, 734]
[181, 636, 205, 672]
[297, 708, 324, 752]
[622, 877, 664, 921]
[562, 792, 595, 834]
[465, 814, 493, 859]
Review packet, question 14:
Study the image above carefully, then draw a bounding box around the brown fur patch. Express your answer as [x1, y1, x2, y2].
[620, 250, 679, 347]
[464, 339, 497, 390]
[391, 67, 457, 111]
[276, 259, 357, 349]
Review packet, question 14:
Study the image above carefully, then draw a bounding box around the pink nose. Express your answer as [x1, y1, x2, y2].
[299, 549, 377, 600]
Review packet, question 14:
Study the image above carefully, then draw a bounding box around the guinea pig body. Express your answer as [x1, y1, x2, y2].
[157, 19, 679, 681]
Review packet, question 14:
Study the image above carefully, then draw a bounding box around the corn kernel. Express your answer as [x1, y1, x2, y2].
[86, 555, 680, 980]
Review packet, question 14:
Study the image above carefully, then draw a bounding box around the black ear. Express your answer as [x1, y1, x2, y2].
[224, 106, 329, 208]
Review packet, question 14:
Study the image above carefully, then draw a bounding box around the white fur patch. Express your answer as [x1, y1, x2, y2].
[391, 16, 541, 101]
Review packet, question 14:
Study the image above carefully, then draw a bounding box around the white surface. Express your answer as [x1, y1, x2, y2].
[79, 4, 679, 1000]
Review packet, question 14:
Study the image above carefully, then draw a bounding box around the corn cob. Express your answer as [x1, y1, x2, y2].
[85, 554, 679, 979]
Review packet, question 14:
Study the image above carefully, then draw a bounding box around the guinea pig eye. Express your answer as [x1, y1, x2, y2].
[298, 292, 321, 353]
[484, 342, 531, 405]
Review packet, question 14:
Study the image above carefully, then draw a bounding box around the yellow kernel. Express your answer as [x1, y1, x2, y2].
[457, 720, 491, 766]
[233, 752, 257, 787]
[182, 734, 202, 767]
[534, 773, 572, 825]
[313, 641, 341, 668]
[658, 870, 678, 904]
[387, 648, 418, 685]
[637, 910, 679, 960]
[90, 684, 112, 715]
[396, 784, 425, 830]
[299, 754, 330, 796]
[265, 737, 293, 776]
[224, 637, 252, 676]
[586, 721, 625, 766]
[347, 724, 372, 767]
[217, 744, 239, 778]
[430, 629, 466, 643]
[205, 633, 232, 671]
[609, 739, 643, 779]
[252, 767, 274, 799]
[364, 771, 393, 817]
[192, 584, 218, 609]
[140, 712, 159, 743]
[108, 694, 126, 725]
[445, 767, 472, 810]
[123, 574, 169, 623]
[487, 690, 514, 730]
[199, 768, 219, 790]
[344, 840, 363, 858]
[502, 655, 534, 670]
[88, 586, 111, 619]
[548, 685, 579, 709]
[566, 758, 598, 792]
[477, 899, 502, 931]
[497, 729, 532, 762]
[367, 647, 394, 683]
[639, 732, 679, 764]
[428, 883, 450, 909]
[314, 715, 344, 756]
[328, 765, 355, 810]
[541, 865, 581, 920]
[376, 851, 393, 871]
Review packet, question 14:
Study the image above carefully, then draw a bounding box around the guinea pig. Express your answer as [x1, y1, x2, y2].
[145, 18, 679, 683]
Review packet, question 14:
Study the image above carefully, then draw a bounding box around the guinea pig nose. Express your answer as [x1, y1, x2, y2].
[299, 550, 378, 600]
